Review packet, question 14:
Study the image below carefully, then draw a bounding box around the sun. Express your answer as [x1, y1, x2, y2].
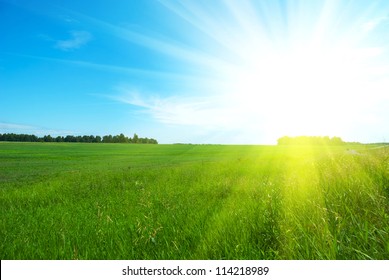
[216, 42, 370, 140]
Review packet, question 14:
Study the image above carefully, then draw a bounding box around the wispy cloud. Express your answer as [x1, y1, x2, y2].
[0, 122, 74, 136]
[65, 9, 235, 72]
[55, 30, 92, 51]
[362, 16, 389, 33]
[3, 52, 210, 85]
[111, 88, 261, 131]
[58, 14, 79, 24]
[111, 87, 281, 144]
[0, 122, 36, 131]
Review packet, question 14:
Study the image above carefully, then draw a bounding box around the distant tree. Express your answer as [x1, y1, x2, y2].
[118, 133, 127, 143]
[0, 132, 158, 144]
[133, 133, 139, 144]
[7, 133, 16, 141]
[82, 135, 90, 143]
[102, 135, 113, 143]
[277, 135, 345, 146]
[43, 135, 53, 142]
[330, 136, 344, 145]
[65, 135, 75, 142]
[277, 136, 290, 145]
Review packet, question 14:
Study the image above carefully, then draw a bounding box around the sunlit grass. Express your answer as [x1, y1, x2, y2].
[0, 143, 388, 259]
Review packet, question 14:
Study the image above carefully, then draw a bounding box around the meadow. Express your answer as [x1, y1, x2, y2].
[0, 142, 388, 260]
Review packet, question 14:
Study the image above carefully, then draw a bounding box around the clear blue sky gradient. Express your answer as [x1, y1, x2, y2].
[1, 0, 388, 144]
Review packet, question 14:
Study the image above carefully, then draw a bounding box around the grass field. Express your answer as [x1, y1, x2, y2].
[1, 142, 388, 260]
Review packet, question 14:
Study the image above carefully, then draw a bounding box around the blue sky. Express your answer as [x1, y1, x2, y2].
[1, 0, 388, 144]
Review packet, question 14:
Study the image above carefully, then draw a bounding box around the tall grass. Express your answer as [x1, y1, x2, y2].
[0, 143, 388, 259]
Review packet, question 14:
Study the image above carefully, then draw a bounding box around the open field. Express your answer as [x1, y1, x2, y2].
[1, 142, 388, 259]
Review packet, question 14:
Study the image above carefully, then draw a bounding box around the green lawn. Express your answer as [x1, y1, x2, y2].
[1, 142, 388, 259]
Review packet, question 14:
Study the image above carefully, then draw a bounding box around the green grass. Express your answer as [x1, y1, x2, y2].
[1, 142, 388, 259]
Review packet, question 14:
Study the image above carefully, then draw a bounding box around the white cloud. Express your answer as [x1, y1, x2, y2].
[0, 122, 74, 136]
[58, 15, 79, 24]
[362, 16, 388, 33]
[0, 122, 36, 131]
[55, 30, 92, 51]
[115, 89, 230, 128]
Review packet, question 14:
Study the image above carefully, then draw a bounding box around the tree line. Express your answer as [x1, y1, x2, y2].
[0, 133, 158, 144]
[277, 136, 345, 146]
